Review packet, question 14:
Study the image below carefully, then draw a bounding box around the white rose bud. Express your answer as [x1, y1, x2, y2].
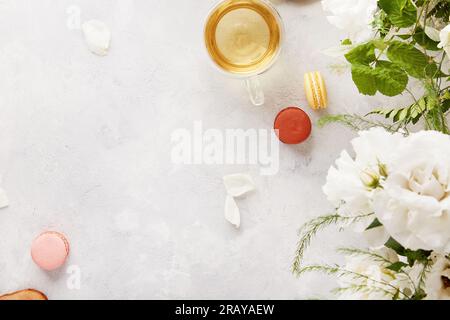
[360, 169, 380, 189]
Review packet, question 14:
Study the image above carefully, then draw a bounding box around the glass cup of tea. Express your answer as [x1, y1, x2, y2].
[204, 0, 284, 106]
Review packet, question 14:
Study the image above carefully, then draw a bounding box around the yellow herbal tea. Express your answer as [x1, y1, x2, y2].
[204, 0, 281, 75]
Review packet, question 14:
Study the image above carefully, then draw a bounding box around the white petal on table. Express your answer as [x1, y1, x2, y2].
[0, 188, 9, 209]
[82, 20, 111, 56]
[225, 195, 240, 229]
[223, 173, 255, 197]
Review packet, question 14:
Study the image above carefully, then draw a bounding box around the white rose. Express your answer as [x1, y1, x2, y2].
[338, 248, 413, 300]
[373, 131, 450, 253]
[352, 127, 404, 166]
[323, 150, 373, 215]
[323, 128, 403, 231]
[425, 253, 450, 300]
[321, 0, 378, 42]
[438, 25, 450, 57]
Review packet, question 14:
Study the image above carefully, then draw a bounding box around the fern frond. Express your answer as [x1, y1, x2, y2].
[337, 247, 391, 264]
[338, 247, 423, 294]
[298, 264, 410, 299]
[292, 213, 374, 276]
[332, 284, 396, 299]
[317, 114, 397, 132]
[417, 260, 432, 294]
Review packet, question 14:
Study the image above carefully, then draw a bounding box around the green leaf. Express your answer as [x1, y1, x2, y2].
[397, 34, 412, 40]
[426, 96, 438, 111]
[442, 99, 450, 113]
[378, 0, 417, 28]
[367, 108, 396, 118]
[394, 107, 409, 122]
[410, 103, 423, 123]
[385, 237, 406, 256]
[373, 10, 392, 37]
[387, 261, 408, 272]
[373, 39, 388, 51]
[405, 249, 432, 266]
[345, 42, 376, 65]
[412, 116, 421, 125]
[417, 97, 427, 112]
[411, 289, 427, 300]
[385, 237, 432, 266]
[341, 38, 352, 46]
[392, 290, 400, 300]
[387, 41, 433, 79]
[351, 64, 377, 96]
[366, 218, 383, 230]
[407, 98, 427, 124]
[389, 108, 401, 121]
[350, 61, 408, 97]
[428, 1, 450, 20]
[425, 63, 440, 78]
[413, 28, 440, 51]
[374, 61, 409, 96]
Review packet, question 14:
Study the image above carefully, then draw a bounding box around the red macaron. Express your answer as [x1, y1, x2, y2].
[274, 106, 312, 144]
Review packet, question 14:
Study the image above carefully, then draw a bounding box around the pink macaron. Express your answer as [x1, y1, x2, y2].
[31, 231, 70, 271]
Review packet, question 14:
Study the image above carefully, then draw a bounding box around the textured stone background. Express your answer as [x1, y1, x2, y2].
[0, 0, 400, 299]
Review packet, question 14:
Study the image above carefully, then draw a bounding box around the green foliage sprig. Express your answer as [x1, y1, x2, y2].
[328, 0, 450, 133]
[317, 114, 403, 132]
[297, 264, 412, 299]
[292, 212, 374, 276]
[292, 211, 435, 299]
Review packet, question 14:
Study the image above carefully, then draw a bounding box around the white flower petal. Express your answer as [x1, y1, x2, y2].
[372, 130, 450, 253]
[363, 226, 390, 249]
[82, 20, 111, 56]
[223, 173, 255, 197]
[425, 26, 441, 42]
[352, 128, 403, 166]
[324, 128, 450, 251]
[338, 248, 408, 300]
[438, 25, 450, 48]
[225, 195, 240, 228]
[321, 0, 378, 42]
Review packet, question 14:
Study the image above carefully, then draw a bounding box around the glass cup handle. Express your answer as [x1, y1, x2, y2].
[245, 76, 264, 106]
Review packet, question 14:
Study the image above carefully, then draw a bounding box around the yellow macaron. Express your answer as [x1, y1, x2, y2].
[304, 71, 328, 110]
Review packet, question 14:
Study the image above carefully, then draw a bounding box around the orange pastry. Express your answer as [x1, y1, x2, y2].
[0, 289, 48, 300]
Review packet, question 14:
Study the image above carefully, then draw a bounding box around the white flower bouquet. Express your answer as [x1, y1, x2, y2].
[293, 128, 450, 299]
[293, 0, 450, 300]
